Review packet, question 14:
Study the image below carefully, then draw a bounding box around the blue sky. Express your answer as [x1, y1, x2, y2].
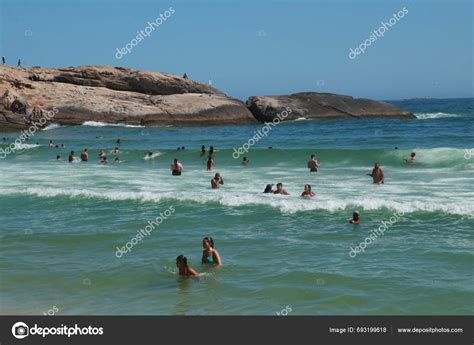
[1, 0, 472, 100]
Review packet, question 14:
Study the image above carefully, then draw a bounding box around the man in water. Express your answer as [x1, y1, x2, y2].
[80, 149, 89, 162]
[242, 157, 249, 166]
[48, 140, 54, 148]
[405, 152, 416, 164]
[171, 158, 183, 175]
[200, 145, 206, 157]
[274, 183, 289, 195]
[367, 162, 384, 184]
[307, 154, 320, 173]
[211, 173, 224, 189]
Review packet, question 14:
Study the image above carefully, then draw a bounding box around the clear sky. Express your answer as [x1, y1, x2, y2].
[0, 0, 472, 100]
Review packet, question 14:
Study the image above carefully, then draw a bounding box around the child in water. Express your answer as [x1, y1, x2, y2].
[349, 211, 360, 224]
[176, 255, 198, 277]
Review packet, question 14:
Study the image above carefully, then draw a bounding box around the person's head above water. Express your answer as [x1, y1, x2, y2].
[201, 145, 205, 151]
[374, 162, 380, 169]
[174, 158, 178, 163]
[202, 237, 214, 249]
[411, 152, 416, 157]
[176, 255, 188, 269]
[311, 154, 315, 159]
[353, 211, 360, 220]
[214, 173, 221, 179]
[304, 184, 312, 192]
[70, 151, 74, 155]
[276, 183, 283, 189]
[56, 155, 60, 159]
[264, 184, 274, 193]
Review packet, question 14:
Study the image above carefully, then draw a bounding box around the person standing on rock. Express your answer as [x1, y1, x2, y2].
[17, 59, 22, 68]
[367, 162, 384, 184]
[171, 158, 183, 176]
[2, 56, 5, 64]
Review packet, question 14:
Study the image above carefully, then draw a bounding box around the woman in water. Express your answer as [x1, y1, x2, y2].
[206, 156, 214, 171]
[209, 146, 215, 157]
[242, 157, 249, 166]
[349, 211, 361, 224]
[176, 255, 199, 277]
[211, 173, 224, 189]
[263, 184, 274, 193]
[201, 237, 222, 266]
[301, 184, 316, 197]
[200, 145, 206, 157]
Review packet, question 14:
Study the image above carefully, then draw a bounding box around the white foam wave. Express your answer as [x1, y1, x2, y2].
[1, 187, 472, 217]
[414, 112, 459, 120]
[12, 143, 40, 150]
[41, 123, 62, 131]
[143, 152, 162, 160]
[82, 121, 144, 128]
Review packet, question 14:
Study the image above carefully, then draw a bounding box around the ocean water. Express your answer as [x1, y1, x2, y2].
[0, 98, 473, 315]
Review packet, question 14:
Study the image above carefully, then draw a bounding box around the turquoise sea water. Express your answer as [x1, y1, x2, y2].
[0, 98, 473, 315]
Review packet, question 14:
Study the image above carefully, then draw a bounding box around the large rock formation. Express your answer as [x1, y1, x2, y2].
[246, 92, 414, 121]
[0, 66, 414, 131]
[0, 65, 257, 131]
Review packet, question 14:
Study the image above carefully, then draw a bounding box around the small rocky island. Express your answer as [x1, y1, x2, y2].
[0, 65, 414, 131]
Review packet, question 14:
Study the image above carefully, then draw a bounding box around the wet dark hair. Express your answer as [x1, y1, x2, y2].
[56, 155, 60, 159]
[411, 152, 416, 157]
[353, 211, 360, 219]
[305, 184, 312, 192]
[207, 156, 213, 162]
[70, 151, 74, 155]
[243, 157, 247, 160]
[176, 255, 188, 266]
[311, 154, 315, 159]
[276, 183, 283, 188]
[203, 237, 214, 248]
[264, 184, 273, 193]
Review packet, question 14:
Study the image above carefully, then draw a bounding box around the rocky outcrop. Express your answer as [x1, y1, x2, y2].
[0, 66, 414, 131]
[0, 65, 257, 131]
[246, 92, 414, 121]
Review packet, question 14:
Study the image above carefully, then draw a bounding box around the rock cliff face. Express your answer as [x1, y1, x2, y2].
[0, 66, 414, 131]
[0, 65, 257, 130]
[246, 92, 414, 121]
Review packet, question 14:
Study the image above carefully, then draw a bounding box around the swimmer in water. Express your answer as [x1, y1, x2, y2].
[405, 152, 416, 164]
[242, 157, 249, 166]
[367, 162, 384, 184]
[301, 184, 316, 197]
[206, 156, 214, 171]
[61, 144, 65, 149]
[114, 157, 126, 163]
[274, 182, 289, 195]
[201, 237, 222, 266]
[100, 156, 109, 164]
[307, 154, 320, 173]
[263, 184, 274, 193]
[49, 155, 61, 162]
[349, 211, 360, 224]
[98, 150, 106, 158]
[80, 149, 89, 162]
[171, 158, 183, 176]
[116, 138, 121, 145]
[209, 146, 215, 157]
[111, 147, 120, 155]
[176, 255, 199, 277]
[200, 145, 206, 157]
[145, 151, 154, 158]
[48, 140, 54, 148]
[68, 151, 75, 163]
[211, 173, 224, 189]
